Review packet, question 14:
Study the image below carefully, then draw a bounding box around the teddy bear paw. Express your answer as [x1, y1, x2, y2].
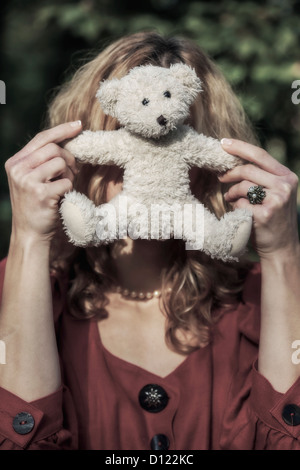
[60, 191, 98, 246]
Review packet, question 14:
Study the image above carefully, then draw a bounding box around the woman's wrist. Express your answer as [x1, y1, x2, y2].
[259, 242, 300, 270]
[9, 229, 52, 255]
[7, 230, 52, 271]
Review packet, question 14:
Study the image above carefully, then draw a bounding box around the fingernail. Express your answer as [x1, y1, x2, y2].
[70, 120, 82, 128]
[223, 192, 228, 199]
[221, 138, 232, 146]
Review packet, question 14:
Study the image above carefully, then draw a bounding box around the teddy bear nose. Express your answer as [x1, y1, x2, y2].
[157, 115, 167, 126]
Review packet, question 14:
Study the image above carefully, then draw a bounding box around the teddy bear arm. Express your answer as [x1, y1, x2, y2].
[184, 133, 243, 173]
[65, 130, 128, 167]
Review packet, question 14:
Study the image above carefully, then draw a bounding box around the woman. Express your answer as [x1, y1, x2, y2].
[0, 31, 299, 450]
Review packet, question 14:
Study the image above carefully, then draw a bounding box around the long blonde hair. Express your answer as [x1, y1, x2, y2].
[48, 31, 257, 354]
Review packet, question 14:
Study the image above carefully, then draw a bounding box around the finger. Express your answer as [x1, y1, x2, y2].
[230, 198, 255, 212]
[224, 180, 264, 203]
[221, 138, 290, 177]
[31, 157, 75, 183]
[12, 121, 82, 162]
[18, 143, 78, 176]
[47, 178, 73, 200]
[218, 163, 278, 188]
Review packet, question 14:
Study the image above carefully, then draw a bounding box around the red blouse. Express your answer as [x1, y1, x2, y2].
[0, 258, 300, 450]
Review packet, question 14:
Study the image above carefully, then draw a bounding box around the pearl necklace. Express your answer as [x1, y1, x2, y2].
[115, 285, 173, 300]
[115, 285, 162, 300]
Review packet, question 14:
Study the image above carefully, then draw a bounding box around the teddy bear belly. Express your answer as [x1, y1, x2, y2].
[122, 176, 191, 204]
[122, 161, 191, 204]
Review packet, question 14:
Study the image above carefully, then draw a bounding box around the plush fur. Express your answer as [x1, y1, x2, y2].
[60, 63, 252, 261]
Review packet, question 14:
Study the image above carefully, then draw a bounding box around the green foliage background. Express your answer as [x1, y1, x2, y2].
[0, 0, 300, 258]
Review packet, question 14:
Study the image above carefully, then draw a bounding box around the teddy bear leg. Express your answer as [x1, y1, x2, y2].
[202, 208, 252, 261]
[60, 191, 99, 246]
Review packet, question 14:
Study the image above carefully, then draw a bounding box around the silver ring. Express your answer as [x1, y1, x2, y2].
[247, 185, 266, 204]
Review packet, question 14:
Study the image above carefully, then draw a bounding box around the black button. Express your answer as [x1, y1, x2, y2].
[151, 434, 170, 450]
[12, 412, 35, 435]
[138, 384, 169, 413]
[282, 404, 300, 426]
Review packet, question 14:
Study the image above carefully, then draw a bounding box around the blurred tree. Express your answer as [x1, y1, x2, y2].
[0, 0, 299, 258]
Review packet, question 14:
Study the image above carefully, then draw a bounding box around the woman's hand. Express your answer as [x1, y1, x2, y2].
[5, 121, 82, 244]
[218, 139, 299, 260]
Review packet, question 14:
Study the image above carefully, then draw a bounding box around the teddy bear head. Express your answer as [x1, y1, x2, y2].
[96, 63, 202, 139]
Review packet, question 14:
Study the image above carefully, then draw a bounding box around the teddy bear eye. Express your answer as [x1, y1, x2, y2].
[163, 91, 171, 98]
[142, 98, 149, 106]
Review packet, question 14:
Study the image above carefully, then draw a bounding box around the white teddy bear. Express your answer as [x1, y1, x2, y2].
[60, 63, 252, 261]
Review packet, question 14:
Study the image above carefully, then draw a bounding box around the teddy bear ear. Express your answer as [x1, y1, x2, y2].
[96, 78, 120, 117]
[169, 63, 202, 95]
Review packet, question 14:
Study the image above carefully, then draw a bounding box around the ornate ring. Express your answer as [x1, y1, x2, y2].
[247, 185, 266, 204]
